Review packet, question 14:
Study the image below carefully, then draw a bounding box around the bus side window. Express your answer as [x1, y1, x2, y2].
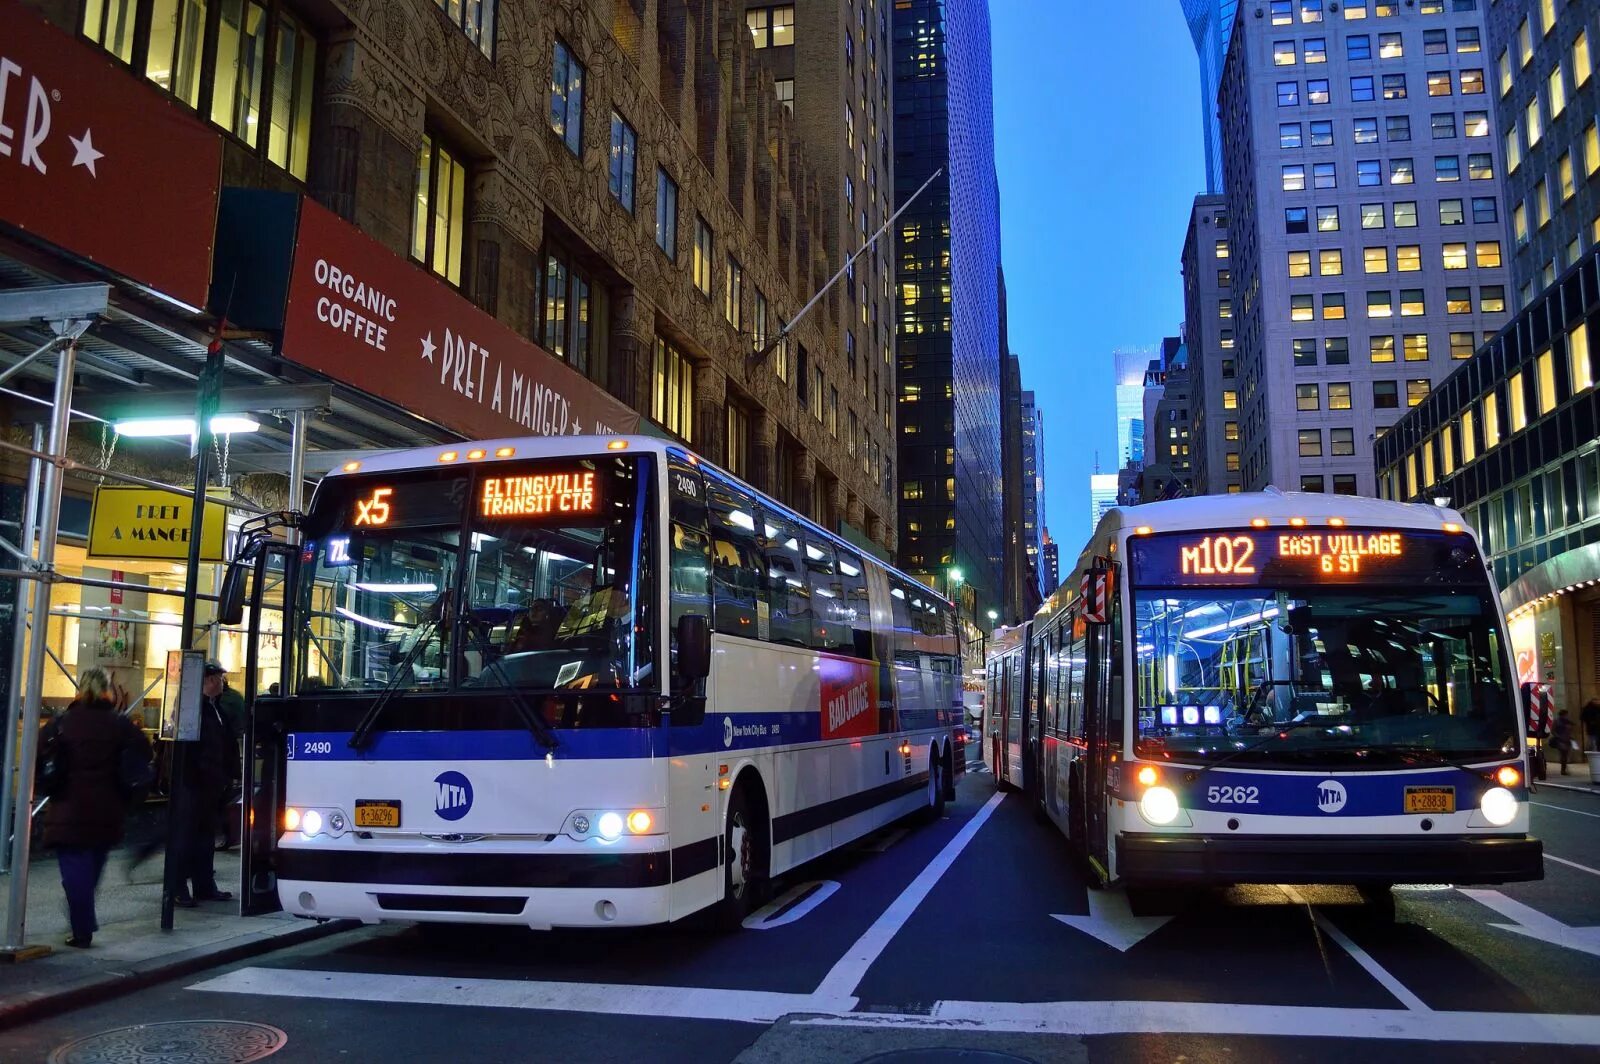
[762, 511, 812, 647]
[708, 484, 761, 637]
[1069, 620, 1087, 742]
[805, 539, 852, 653]
[667, 460, 710, 633]
[837, 553, 873, 659]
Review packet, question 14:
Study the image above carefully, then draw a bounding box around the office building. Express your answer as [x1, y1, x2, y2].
[1378, 0, 1600, 720]
[1041, 535, 1061, 592]
[1182, 193, 1244, 493]
[1114, 346, 1155, 469]
[893, 0, 1007, 620]
[1090, 473, 1120, 528]
[1183, 0, 1243, 193]
[1141, 347, 1196, 502]
[1021, 387, 1047, 599]
[1220, 0, 1512, 495]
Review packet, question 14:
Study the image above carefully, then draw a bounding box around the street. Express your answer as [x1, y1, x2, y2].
[6, 762, 1599, 1063]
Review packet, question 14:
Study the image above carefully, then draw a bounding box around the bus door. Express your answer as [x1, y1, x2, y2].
[218, 519, 296, 917]
[664, 460, 718, 908]
[1080, 563, 1120, 875]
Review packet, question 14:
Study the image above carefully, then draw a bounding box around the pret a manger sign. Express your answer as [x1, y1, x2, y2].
[481, 471, 600, 519]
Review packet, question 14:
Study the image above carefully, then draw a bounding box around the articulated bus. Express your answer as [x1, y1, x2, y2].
[985, 491, 1543, 894]
[226, 435, 961, 929]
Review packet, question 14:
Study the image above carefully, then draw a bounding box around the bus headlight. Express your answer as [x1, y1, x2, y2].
[284, 808, 301, 832]
[597, 812, 624, 840]
[302, 810, 323, 837]
[1480, 786, 1518, 827]
[1139, 786, 1181, 826]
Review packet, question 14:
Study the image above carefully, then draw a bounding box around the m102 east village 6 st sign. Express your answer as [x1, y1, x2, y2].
[0, 6, 221, 309]
[281, 200, 639, 440]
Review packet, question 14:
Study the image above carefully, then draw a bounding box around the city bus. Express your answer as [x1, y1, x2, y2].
[226, 435, 960, 929]
[985, 490, 1543, 895]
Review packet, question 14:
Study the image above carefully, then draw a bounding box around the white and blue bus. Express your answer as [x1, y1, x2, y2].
[985, 490, 1542, 893]
[236, 435, 960, 929]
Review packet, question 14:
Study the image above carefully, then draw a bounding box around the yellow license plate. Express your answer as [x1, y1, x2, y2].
[1404, 787, 1455, 814]
[354, 800, 401, 828]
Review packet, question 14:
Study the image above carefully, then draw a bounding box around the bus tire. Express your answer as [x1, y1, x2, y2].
[715, 783, 767, 931]
[922, 747, 946, 822]
[1358, 883, 1397, 924]
[942, 743, 958, 802]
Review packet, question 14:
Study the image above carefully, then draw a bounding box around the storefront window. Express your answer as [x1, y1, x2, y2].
[145, 0, 207, 107]
[266, 10, 316, 179]
[84, 0, 138, 64]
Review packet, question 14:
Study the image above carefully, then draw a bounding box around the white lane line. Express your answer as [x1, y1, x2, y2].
[191, 967, 831, 1024]
[812, 790, 1006, 1002]
[1546, 853, 1600, 878]
[192, 968, 1600, 1045]
[1282, 887, 1430, 1013]
[1532, 800, 1600, 819]
[798, 1000, 1600, 1045]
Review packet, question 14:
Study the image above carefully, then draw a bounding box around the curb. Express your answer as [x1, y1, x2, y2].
[0, 918, 358, 1033]
[1536, 779, 1600, 796]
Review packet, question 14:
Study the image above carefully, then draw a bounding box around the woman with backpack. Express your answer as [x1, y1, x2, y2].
[38, 667, 154, 948]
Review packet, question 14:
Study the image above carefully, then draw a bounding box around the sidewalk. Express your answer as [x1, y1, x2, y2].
[0, 842, 351, 1031]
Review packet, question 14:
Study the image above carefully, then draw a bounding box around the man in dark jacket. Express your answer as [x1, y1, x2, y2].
[176, 661, 237, 905]
[43, 667, 153, 947]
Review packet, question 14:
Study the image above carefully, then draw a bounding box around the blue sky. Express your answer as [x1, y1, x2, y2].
[992, 1, 1203, 554]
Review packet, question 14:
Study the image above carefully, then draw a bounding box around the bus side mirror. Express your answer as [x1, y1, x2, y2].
[677, 613, 711, 682]
[218, 558, 248, 627]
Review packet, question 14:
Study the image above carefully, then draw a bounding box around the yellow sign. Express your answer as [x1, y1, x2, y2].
[88, 486, 229, 562]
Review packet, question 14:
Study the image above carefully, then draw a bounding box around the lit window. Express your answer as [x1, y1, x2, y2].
[1364, 246, 1389, 273]
[1440, 199, 1465, 225]
[1400, 289, 1425, 316]
[1297, 384, 1320, 412]
[1514, 201, 1530, 244]
[1506, 126, 1522, 173]
[1447, 286, 1473, 314]
[1407, 379, 1430, 407]
[1428, 71, 1452, 96]
[1324, 293, 1346, 320]
[1481, 285, 1506, 313]
[652, 337, 695, 441]
[1450, 332, 1475, 360]
[1577, 30, 1593, 87]
[1389, 157, 1414, 184]
[1571, 320, 1593, 393]
[1456, 27, 1480, 54]
[1459, 68, 1484, 94]
[1526, 98, 1542, 146]
[1383, 73, 1408, 99]
[411, 132, 467, 287]
[1559, 153, 1575, 201]
[1368, 291, 1393, 318]
[1404, 334, 1430, 361]
[1320, 249, 1343, 275]
[1586, 122, 1600, 176]
[1518, 19, 1533, 67]
[608, 111, 637, 212]
[1215, 239, 1229, 259]
[1461, 409, 1477, 463]
[1536, 179, 1551, 227]
[1380, 32, 1403, 59]
[1463, 111, 1488, 138]
[655, 168, 678, 259]
[1299, 429, 1323, 457]
[1371, 335, 1396, 362]
[1288, 250, 1312, 277]
[1275, 40, 1297, 65]
[1302, 0, 1323, 23]
[1396, 245, 1421, 271]
[693, 215, 713, 295]
[1345, 0, 1368, 20]
[1509, 371, 1528, 431]
[1550, 67, 1567, 118]
[1483, 391, 1500, 447]
[1223, 390, 1238, 410]
[1442, 243, 1468, 270]
[1475, 241, 1501, 268]
[1271, 0, 1292, 25]
[1469, 153, 1495, 180]
[1291, 294, 1315, 320]
[724, 255, 743, 329]
[1318, 205, 1341, 231]
[1537, 349, 1558, 415]
[550, 40, 585, 156]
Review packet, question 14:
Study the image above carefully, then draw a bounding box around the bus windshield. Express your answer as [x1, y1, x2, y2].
[292, 454, 657, 704]
[1129, 528, 1519, 767]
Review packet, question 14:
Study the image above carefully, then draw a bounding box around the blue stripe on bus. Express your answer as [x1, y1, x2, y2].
[1153, 766, 1510, 817]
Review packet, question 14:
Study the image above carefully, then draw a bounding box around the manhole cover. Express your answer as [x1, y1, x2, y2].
[857, 1053, 1037, 1064]
[49, 1020, 287, 1064]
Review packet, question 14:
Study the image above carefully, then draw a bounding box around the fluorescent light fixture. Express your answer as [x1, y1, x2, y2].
[334, 605, 403, 631]
[350, 582, 438, 594]
[114, 414, 261, 437]
[1185, 607, 1280, 640]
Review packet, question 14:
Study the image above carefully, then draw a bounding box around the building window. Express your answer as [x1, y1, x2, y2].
[1400, 289, 1425, 317]
[1450, 331, 1475, 359]
[1440, 199, 1464, 225]
[1371, 335, 1396, 362]
[411, 132, 467, 287]
[1577, 29, 1593, 86]
[1481, 286, 1506, 313]
[1275, 40, 1297, 65]
[1223, 390, 1238, 410]
[608, 112, 637, 212]
[1306, 37, 1327, 63]
[1367, 291, 1393, 318]
[1281, 122, 1304, 148]
[693, 215, 713, 296]
[1324, 293, 1346, 320]
[1294, 338, 1317, 366]
[1320, 249, 1343, 275]
[1299, 429, 1323, 457]
[1297, 384, 1320, 411]
[539, 243, 595, 376]
[1571, 320, 1593, 393]
[652, 337, 694, 441]
[1514, 202, 1530, 244]
[1447, 286, 1472, 313]
[746, 6, 794, 48]
[1442, 243, 1468, 270]
[1374, 380, 1399, 408]
[1387, 114, 1411, 141]
[1286, 207, 1310, 233]
[1459, 69, 1484, 94]
[1475, 241, 1501, 267]
[724, 255, 743, 329]
[655, 168, 678, 259]
[1361, 204, 1385, 230]
[1326, 337, 1350, 365]
[1278, 81, 1300, 106]
[774, 79, 794, 112]
[1354, 117, 1378, 144]
[1468, 154, 1495, 181]
[1283, 165, 1306, 191]
[1407, 379, 1430, 407]
[1332, 474, 1358, 495]
[1329, 384, 1353, 411]
[1559, 152, 1576, 202]
[549, 43, 587, 159]
[1307, 79, 1330, 105]
[1364, 246, 1389, 273]
[1351, 75, 1376, 101]
[1358, 159, 1382, 186]
[1349, 35, 1372, 60]
[1318, 205, 1341, 231]
[1301, 475, 1326, 493]
[726, 405, 750, 478]
[1288, 250, 1312, 277]
[1427, 70, 1452, 96]
[1389, 157, 1414, 184]
[1383, 73, 1407, 99]
[1291, 294, 1315, 321]
[1396, 245, 1421, 271]
[1537, 349, 1558, 415]
[1403, 333, 1429, 361]
[1431, 113, 1456, 140]
[435, 0, 495, 55]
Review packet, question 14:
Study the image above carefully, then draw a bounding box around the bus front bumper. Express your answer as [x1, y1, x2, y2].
[275, 840, 684, 928]
[1116, 833, 1544, 886]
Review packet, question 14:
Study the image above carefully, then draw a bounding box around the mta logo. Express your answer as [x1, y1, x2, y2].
[723, 716, 734, 749]
[1316, 780, 1347, 814]
[433, 771, 473, 821]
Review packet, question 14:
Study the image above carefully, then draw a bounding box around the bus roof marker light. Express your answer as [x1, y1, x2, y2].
[607, 439, 629, 451]
[341, 461, 361, 473]
[467, 449, 487, 460]
[1289, 517, 1307, 527]
[1133, 526, 1154, 536]
[438, 451, 458, 463]
[1443, 521, 1463, 533]
[494, 446, 516, 458]
[1250, 518, 1268, 528]
[1328, 516, 1346, 527]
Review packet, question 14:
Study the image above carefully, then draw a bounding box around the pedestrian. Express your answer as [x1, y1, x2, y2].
[175, 661, 237, 906]
[216, 674, 246, 852]
[38, 667, 154, 948]
[1581, 698, 1600, 752]
[1553, 709, 1577, 776]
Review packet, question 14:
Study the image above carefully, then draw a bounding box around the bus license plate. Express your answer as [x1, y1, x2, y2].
[1403, 787, 1455, 814]
[354, 800, 401, 828]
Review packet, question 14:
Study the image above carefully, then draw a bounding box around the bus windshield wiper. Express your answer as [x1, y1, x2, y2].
[1371, 742, 1514, 773]
[467, 637, 560, 751]
[348, 592, 448, 751]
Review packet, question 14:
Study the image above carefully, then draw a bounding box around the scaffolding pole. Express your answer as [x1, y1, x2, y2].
[0, 425, 43, 873]
[2, 338, 79, 961]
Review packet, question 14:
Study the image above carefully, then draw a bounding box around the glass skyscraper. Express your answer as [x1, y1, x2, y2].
[893, 0, 1005, 620]
[1179, 0, 1237, 193]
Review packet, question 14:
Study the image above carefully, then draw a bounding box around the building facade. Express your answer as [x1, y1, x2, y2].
[1182, 0, 1243, 193]
[1182, 193, 1244, 493]
[892, 0, 1006, 619]
[1221, 0, 1512, 496]
[1090, 472, 1119, 528]
[1114, 346, 1154, 470]
[1377, 0, 1600, 726]
[1020, 387, 1046, 599]
[1140, 348, 1196, 502]
[1041, 534, 1061, 592]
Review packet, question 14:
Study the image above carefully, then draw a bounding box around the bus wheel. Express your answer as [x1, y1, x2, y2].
[1358, 884, 1397, 924]
[923, 748, 946, 821]
[716, 786, 767, 931]
[1067, 771, 1099, 886]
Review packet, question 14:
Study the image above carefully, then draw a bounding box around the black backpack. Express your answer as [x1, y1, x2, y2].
[35, 717, 64, 799]
[116, 716, 156, 805]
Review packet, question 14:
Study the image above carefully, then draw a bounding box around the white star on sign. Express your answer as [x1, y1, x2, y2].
[420, 332, 436, 362]
[69, 129, 103, 178]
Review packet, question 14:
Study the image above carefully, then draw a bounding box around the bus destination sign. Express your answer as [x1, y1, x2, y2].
[1132, 528, 1468, 587]
[480, 471, 600, 519]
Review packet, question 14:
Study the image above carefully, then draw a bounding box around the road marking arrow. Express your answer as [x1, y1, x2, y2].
[1460, 889, 1600, 959]
[1051, 891, 1175, 952]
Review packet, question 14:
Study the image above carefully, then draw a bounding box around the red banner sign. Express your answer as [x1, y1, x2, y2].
[820, 656, 880, 741]
[0, 7, 221, 308]
[281, 200, 640, 440]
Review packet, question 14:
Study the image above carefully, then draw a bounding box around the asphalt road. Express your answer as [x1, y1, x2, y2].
[7, 760, 1600, 1063]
